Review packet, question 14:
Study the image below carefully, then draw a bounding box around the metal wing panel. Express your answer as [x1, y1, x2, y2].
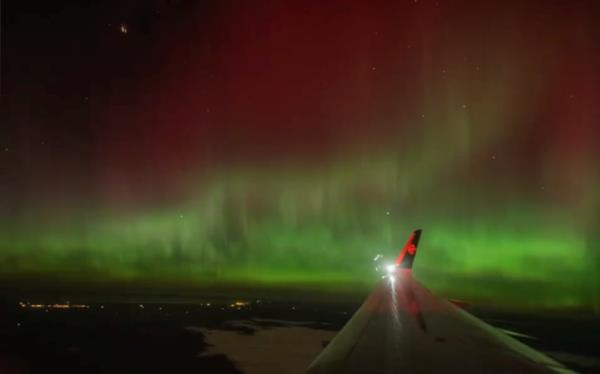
[307, 271, 573, 373]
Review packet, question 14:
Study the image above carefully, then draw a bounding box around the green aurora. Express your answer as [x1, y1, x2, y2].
[2, 1, 599, 310]
[2, 149, 598, 309]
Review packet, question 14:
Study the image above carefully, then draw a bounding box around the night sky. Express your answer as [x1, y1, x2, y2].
[2, 0, 599, 309]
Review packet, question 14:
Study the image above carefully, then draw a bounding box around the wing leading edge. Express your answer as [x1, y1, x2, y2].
[307, 229, 573, 374]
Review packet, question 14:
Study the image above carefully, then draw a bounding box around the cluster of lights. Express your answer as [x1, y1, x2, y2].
[228, 300, 251, 310]
[18, 301, 90, 310]
[16, 300, 257, 312]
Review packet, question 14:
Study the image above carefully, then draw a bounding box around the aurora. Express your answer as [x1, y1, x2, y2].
[2, 0, 599, 310]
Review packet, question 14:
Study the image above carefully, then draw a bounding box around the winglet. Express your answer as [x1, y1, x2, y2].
[394, 229, 422, 269]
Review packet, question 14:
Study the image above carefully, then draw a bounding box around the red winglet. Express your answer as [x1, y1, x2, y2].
[395, 229, 422, 269]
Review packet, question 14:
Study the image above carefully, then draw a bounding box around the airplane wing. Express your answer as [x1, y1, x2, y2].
[307, 229, 573, 373]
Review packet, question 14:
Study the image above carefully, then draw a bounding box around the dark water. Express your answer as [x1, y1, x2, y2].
[0, 299, 598, 373]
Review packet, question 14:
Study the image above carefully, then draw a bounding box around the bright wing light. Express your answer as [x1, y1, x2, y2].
[385, 264, 396, 274]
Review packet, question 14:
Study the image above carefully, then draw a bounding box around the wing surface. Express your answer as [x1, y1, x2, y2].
[307, 230, 573, 374]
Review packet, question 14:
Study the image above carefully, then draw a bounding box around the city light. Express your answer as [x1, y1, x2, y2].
[229, 300, 251, 309]
[17, 302, 90, 310]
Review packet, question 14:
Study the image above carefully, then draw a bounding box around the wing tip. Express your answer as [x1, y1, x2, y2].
[396, 228, 422, 269]
[413, 228, 422, 246]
